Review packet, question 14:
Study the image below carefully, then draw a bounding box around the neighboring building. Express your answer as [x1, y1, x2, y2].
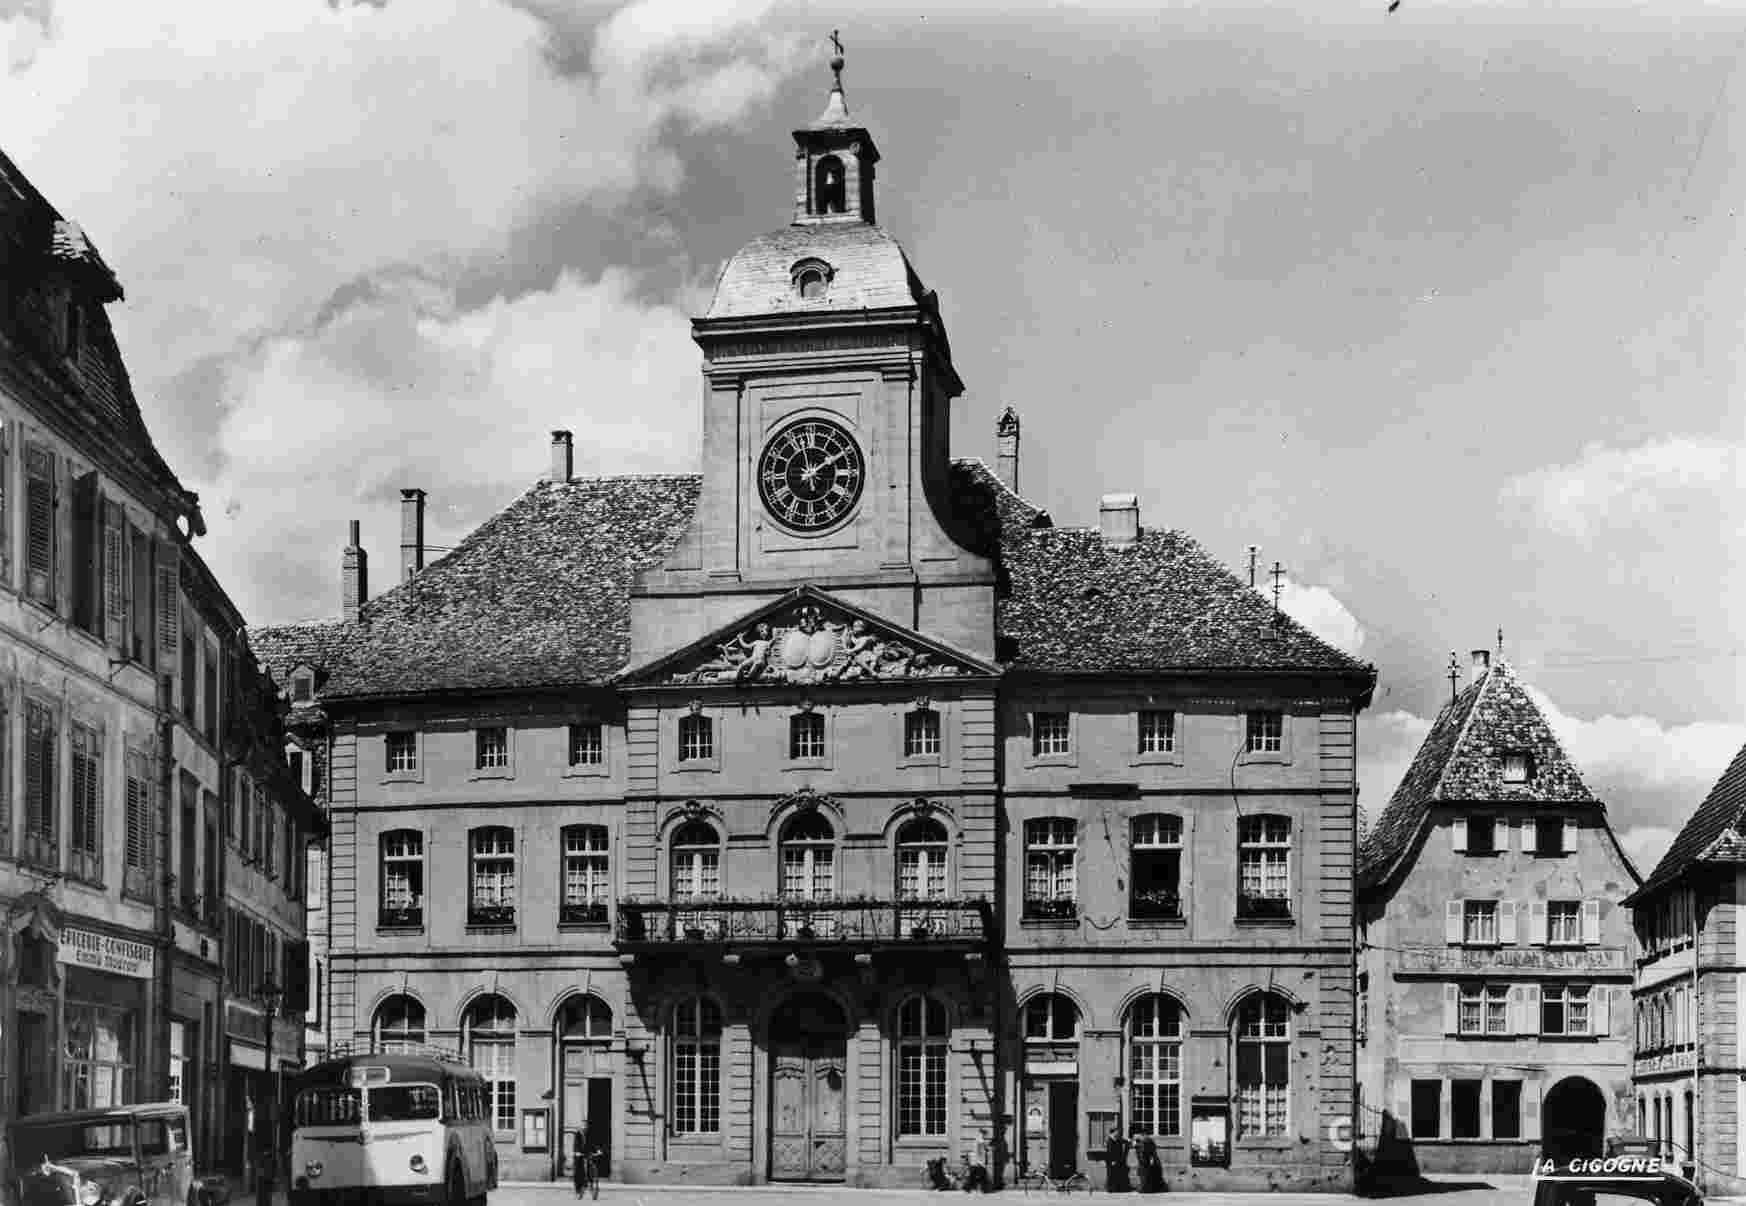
[253, 58, 1374, 1192]
[1356, 651, 1640, 1177]
[0, 145, 319, 1177]
[1622, 739, 1746, 1197]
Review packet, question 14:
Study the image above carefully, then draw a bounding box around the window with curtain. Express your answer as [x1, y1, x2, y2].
[468, 827, 515, 926]
[1128, 995, 1183, 1137]
[896, 817, 948, 933]
[1129, 814, 1182, 919]
[380, 830, 424, 928]
[670, 820, 722, 938]
[1234, 994, 1291, 1138]
[1023, 818, 1076, 920]
[671, 996, 723, 1135]
[561, 825, 610, 925]
[780, 812, 836, 937]
[1237, 816, 1292, 919]
[896, 996, 948, 1137]
[465, 995, 518, 1136]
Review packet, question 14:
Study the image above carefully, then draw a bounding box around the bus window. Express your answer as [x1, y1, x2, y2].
[296, 1087, 362, 1126]
[370, 1085, 440, 1122]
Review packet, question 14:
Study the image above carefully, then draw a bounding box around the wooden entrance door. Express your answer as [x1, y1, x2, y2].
[768, 994, 847, 1182]
[560, 1046, 587, 1176]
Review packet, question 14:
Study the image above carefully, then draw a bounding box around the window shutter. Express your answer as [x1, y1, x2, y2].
[1561, 818, 1574, 854]
[130, 526, 151, 664]
[1452, 817, 1467, 852]
[1500, 901, 1518, 945]
[24, 442, 55, 605]
[155, 540, 179, 665]
[1445, 900, 1463, 945]
[1523, 985, 1542, 1035]
[1511, 817, 1524, 852]
[1581, 898, 1601, 944]
[1442, 984, 1458, 1034]
[1508, 986, 1524, 1034]
[0, 419, 10, 582]
[69, 471, 97, 632]
[102, 500, 127, 650]
[1530, 900, 1547, 946]
[1523, 1081, 1541, 1141]
[1596, 987, 1613, 1038]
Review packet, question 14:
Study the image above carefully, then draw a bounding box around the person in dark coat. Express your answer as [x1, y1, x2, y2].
[1136, 1133, 1165, 1193]
[571, 1131, 588, 1196]
[1104, 1128, 1132, 1192]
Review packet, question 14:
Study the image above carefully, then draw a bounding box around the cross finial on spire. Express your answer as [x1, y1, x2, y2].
[814, 29, 851, 126]
[830, 30, 845, 87]
[1497, 626, 1504, 659]
[1448, 651, 1460, 703]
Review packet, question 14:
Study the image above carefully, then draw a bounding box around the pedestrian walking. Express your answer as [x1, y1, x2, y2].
[1104, 1128, 1132, 1192]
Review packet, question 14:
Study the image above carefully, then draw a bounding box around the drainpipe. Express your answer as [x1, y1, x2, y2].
[1692, 887, 1700, 1185]
[157, 670, 176, 1100]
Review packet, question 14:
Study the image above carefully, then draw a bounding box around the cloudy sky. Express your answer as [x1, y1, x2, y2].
[4, 0, 1744, 873]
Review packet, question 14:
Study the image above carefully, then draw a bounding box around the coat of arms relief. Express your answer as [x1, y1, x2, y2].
[670, 604, 967, 685]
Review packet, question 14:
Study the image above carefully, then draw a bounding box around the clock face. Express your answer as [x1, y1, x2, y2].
[757, 418, 865, 532]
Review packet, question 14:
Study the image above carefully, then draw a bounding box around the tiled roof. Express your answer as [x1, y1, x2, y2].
[1626, 739, 1746, 904]
[705, 222, 927, 320]
[1358, 661, 1598, 890]
[252, 461, 1375, 702]
[48, 219, 121, 302]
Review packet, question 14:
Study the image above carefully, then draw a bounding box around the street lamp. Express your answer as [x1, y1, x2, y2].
[255, 980, 284, 1206]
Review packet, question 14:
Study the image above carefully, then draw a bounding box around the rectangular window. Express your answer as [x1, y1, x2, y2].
[1137, 710, 1175, 755]
[70, 471, 97, 634]
[672, 1022, 722, 1135]
[896, 1000, 948, 1137]
[1456, 985, 1510, 1036]
[380, 831, 424, 928]
[203, 795, 220, 925]
[385, 732, 417, 773]
[475, 727, 509, 770]
[1234, 998, 1290, 1138]
[1463, 901, 1498, 946]
[61, 1000, 136, 1110]
[1031, 712, 1070, 757]
[1504, 752, 1532, 783]
[201, 638, 218, 746]
[678, 714, 713, 762]
[1237, 815, 1292, 919]
[567, 722, 603, 767]
[789, 712, 825, 760]
[124, 750, 153, 900]
[1450, 1080, 1481, 1140]
[179, 619, 196, 720]
[1466, 816, 1495, 854]
[1547, 901, 1581, 946]
[561, 826, 610, 925]
[1410, 1080, 1441, 1139]
[167, 1021, 186, 1106]
[1245, 710, 1283, 753]
[1535, 817, 1564, 856]
[1493, 1081, 1522, 1140]
[69, 722, 101, 883]
[904, 709, 940, 758]
[179, 775, 198, 912]
[129, 527, 150, 663]
[1129, 814, 1182, 920]
[1540, 984, 1593, 1036]
[1022, 818, 1077, 919]
[23, 699, 57, 869]
[469, 829, 516, 926]
[24, 442, 55, 606]
[472, 1040, 516, 1135]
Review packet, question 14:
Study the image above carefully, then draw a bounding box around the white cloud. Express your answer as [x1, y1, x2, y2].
[1358, 709, 1432, 828]
[1618, 826, 1678, 879]
[1501, 436, 1746, 543]
[1261, 576, 1366, 656]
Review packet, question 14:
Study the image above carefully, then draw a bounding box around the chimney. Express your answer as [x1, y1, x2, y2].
[550, 429, 574, 483]
[1099, 493, 1140, 549]
[341, 519, 369, 623]
[996, 407, 1020, 492]
[400, 488, 426, 583]
[1472, 648, 1491, 678]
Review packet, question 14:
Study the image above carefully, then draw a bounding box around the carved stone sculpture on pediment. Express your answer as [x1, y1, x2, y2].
[671, 604, 968, 686]
[768, 785, 836, 828]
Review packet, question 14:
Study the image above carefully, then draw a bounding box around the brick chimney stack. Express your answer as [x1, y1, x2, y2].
[996, 406, 1020, 493]
[551, 430, 574, 483]
[342, 519, 368, 622]
[400, 488, 426, 583]
[1099, 493, 1140, 549]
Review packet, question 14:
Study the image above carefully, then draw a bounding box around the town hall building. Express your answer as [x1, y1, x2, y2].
[254, 55, 1375, 1192]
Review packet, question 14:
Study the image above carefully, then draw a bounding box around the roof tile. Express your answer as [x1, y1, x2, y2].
[1627, 739, 1746, 903]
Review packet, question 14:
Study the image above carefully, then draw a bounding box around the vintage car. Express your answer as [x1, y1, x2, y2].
[1530, 1156, 1703, 1205]
[6, 1104, 195, 1206]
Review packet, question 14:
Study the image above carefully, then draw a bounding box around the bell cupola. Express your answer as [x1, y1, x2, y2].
[793, 32, 879, 226]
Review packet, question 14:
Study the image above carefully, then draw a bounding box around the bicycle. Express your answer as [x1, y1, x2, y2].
[574, 1146, 603, 1200]
[1017, 1166, 1090, 1194]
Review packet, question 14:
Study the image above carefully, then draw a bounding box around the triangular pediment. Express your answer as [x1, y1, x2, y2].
[618, 586, 999, 687]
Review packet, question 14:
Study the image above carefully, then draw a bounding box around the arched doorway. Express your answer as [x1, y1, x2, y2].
[1542, 1077, 1607, 1162]
[554, 995, 613, 1178]
[768, 993, 848, 1183]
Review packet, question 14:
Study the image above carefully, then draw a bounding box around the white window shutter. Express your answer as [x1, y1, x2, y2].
[1500, 901, 1518, 945]
[1511, 817, 1523, 851]
[1393, 1085, 1412, 1137]
[1508, 986, 1524, 1034]
[1523, 984, 1542, 1035]
[1524, 1081, 1541, 1141]
[1561, 817, 1574, 854]
[1443, 983, 1459, 1034]
[1582, 899, 1601, 945]
[1446, 900, 1464, 945]
[1452, 817, 1467, 852]
[1530, 900, 1548, 946]
[1596, 987, 1613, 1038]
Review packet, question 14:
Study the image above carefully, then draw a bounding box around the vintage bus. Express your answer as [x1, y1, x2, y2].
[289, 1048, 496, 1206]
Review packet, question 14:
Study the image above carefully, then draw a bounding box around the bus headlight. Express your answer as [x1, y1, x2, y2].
[77, 1180, 102, 1206]
[304, 1162, 324, 1180]
[409, 1156, 427, 1175]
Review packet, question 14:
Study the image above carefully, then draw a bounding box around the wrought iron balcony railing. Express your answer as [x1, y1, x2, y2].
[616, 897, 991, 949]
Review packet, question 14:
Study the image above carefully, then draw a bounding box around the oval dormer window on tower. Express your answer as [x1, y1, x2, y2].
[791, 258, 834, 301]
[814, 155, 847, 215]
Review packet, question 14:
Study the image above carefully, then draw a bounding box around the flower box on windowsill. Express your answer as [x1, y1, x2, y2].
[560, 902, 609, 927]
[467, 905, 516, 929]
[1023, 898, 1078, 922]
[1130, 891, 1182, 921]
[1236, 895, 1292, 922]
[379, 906, 424, 930]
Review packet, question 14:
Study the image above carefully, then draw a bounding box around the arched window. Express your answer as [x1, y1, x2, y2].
[896, 996, 948, 1137]
[672, 997, 723, 1135]
[1127, 995, 1183, 1137]
[796, 265, 828, 299]
[671, 820, 722, 939]
[780, 812, 836, 937]
[1024, 993, 1079, 1049]
[468, 826, 516, 927]
[896, 817, 949, 915]
[1130, 815, 1183, 919]
[557, 994, 613, 1042]
[464, 994, 518, 1136]
[815, 155, 846, 215]
[560, 824, 610, 925]
[379, 830, 424, 929]
[373, 994, 425, 1053]
[1234, 994, 1291, 1138]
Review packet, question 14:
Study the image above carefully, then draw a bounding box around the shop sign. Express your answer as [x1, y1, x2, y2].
[56, 928, 154, 980]
[229, 1041, 267, 1072]
[1634, 1050, 1695, 1077]
[1397, 946, 1626, 974]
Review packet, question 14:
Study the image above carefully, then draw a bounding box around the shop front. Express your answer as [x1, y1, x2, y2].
[36, 920, 156, 1115]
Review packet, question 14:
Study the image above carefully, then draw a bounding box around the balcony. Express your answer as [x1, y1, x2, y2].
[616, 897, 991, 952]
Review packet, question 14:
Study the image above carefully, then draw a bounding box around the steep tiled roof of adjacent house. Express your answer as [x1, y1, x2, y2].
[1358, 661, 1599, 891]
[1626, 739, 1746, 904]
[253, 459, 1374, 702]
[705, 222, 928, 320]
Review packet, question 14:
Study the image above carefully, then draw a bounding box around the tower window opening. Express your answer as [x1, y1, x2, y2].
[815, 156, 847, 215]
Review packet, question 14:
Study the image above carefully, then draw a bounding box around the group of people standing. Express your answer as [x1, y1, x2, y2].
[1104, 1128, 1167, 1194]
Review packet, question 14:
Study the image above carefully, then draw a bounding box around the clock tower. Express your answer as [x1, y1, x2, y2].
[633, 44, 997, 659]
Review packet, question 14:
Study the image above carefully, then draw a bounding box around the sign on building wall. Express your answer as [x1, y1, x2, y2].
[1397, 946, 1627, 974]
[56, 928, 155, 979]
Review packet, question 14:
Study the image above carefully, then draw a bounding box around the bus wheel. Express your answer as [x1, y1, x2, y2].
[445, 1165, 466, 1206]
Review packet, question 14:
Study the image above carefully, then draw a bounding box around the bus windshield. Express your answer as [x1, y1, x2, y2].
[295, 1088, 361, 1127]
[369, 1085, 441, 1122]
[293, 1084, 441, 1127]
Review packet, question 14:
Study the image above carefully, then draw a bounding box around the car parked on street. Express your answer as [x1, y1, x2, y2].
[1531, 1156, 1702, 1205]
[5, 1104, 196, 1206]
